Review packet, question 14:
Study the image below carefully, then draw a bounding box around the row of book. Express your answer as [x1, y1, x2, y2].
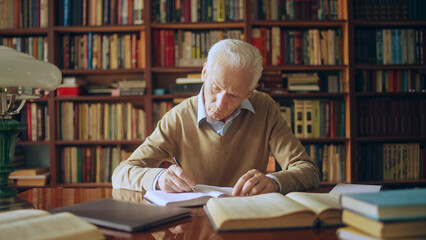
[357, 99, 426, 137]
[152, 29, 243, 67]
[252, 28, 343, 66]
[57, 0, 144, 26]
[60, 146, 132, 184]
[354, 0, 426, 20]
[304, 143, 346, 182]
[58, 32, 145, 70]
[252, 0, 344, 21]
[19, 103, 49, 142]
[357, 143, 425, 181]
[355, 70, 426, 93]
[0, 0, 48, 29]
[153, 101, 174, 126]
[355, 28, 425, 65]
[58, 102, 146, 141]
[0, 36, 48, 62]
[152, 0, 244, 23]
[259, 71, 345, 93]
[280, 99, 345, 139]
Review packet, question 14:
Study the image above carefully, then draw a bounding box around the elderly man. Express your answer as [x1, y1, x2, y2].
[112, 39, 320, 196]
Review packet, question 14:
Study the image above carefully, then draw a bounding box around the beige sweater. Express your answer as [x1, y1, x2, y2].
[112, 91, 320, 194]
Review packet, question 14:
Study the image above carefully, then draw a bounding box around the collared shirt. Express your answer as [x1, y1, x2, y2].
[197, 85, 255, 136]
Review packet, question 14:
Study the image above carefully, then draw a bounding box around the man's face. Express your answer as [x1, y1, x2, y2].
[202, 64, 255, 121]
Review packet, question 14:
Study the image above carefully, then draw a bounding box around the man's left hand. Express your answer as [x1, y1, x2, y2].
[232, 169, 279, 196]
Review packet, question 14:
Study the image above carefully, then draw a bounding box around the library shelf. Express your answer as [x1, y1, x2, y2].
[55, 140, 144, 146]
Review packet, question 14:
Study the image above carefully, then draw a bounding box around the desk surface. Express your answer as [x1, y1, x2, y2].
[17, 188, 339, 240]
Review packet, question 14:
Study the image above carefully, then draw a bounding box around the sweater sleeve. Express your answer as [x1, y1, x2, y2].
[266, 98, 321, 194]
[112, 113, 177, 191]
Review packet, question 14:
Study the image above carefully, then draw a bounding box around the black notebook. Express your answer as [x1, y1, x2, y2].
[49, 198, 191, 232]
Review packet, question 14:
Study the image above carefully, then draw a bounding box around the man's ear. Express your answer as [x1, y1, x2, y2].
[201, 63, 207, 82]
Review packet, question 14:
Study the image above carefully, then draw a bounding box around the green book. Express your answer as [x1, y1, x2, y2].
[341, 188, 426, 221]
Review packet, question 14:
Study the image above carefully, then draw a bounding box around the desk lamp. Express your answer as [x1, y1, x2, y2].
[0, 46, 61, 209]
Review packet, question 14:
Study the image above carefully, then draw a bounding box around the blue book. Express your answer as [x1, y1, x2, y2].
[391, 29, 398, 64]
[376, 29, 383, 64]
[64, 0, 70, 26]
[88, 32, 93, 70]
[396, 29, 402, 64]
[341, 188, 426, 221]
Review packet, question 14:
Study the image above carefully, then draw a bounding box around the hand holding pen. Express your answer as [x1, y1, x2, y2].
[156, 156, 196, 193]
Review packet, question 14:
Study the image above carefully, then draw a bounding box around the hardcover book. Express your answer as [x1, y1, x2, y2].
[342, 209, 426, 239]
[204, 192, 342, 231]
[0, 209, 104, 240]
[340, 188, 426, 221]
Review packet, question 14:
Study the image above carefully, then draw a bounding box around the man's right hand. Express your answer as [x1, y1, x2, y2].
[156, 165, 196, 192]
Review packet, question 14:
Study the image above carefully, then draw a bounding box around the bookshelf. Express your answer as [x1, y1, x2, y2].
[349, 0, 426, 186]
[0, 0, 425, 188]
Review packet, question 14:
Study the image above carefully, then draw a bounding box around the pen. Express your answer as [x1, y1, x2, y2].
[172, 157, 182, 168]
[172, 157, 195, 192]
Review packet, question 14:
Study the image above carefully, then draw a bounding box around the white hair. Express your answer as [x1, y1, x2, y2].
[205, 39, 263, 90]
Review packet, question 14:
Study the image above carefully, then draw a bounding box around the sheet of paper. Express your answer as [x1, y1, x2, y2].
[193, 184, 233, 197]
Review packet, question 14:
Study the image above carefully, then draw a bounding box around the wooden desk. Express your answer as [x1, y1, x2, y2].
[18, 188, 339, 240]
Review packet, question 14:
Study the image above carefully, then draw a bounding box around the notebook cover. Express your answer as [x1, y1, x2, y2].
[49, 198, 191, 232]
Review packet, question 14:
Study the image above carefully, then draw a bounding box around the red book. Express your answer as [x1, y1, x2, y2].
[260, 28, 268, 65]
[169, 30, 175, 66]
[36, 0, 40, 27]
[128, 0, 133, 24]
[330, 101, 337, 138]
[118, 0, 122, 25]
[56, 86, 81, 96]
[185, 0, 191, 22]
[294, 30, 302, 65]
[14, 0, 20, 28]
[26, 104, 32, 141]
[86, 147, 93, 182]
[131, 33, 137, 68]
[82, 147, 87, 182]
[110, 0, 117, 25]
[251, 28, 262, 55]
[389, 70, 395, 92]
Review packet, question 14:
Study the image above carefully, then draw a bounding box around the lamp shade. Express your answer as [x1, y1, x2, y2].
[0, 46, 61, 97]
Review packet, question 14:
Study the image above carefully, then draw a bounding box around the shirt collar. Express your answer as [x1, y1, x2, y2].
[197, 85, 255, 128]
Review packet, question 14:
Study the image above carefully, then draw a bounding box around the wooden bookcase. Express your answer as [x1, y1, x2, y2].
[348, 0, 426, 187]
[1, 0, 425, 188]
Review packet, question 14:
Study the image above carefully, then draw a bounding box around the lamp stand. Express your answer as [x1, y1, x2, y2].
[0, 118, 33, 211]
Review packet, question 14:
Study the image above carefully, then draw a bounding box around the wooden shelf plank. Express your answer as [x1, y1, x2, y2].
[54, 25, 144, 33]
[151, 22, 244, 29]
[54, 95, 147, 102]
[55, 140, 144, 145]
[0, 28, 48, 35]
[61, 68, 145, 75]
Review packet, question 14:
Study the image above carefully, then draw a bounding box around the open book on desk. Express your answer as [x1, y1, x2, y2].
[0, 209, 104, 240]
[144, 184, 233, 207]
[205, 192, 343, 231]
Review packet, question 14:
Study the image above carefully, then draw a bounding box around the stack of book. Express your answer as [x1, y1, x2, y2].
[116, 79, 146, 96]
[337, 188, 426, 239]
[284, 73, 320, 92]
[170, 74, 203, 94]
[56, 77, 83, 96]
[9, 168, 50, 187]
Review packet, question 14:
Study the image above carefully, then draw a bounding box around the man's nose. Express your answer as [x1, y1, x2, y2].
[215, 92, 226, 110]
